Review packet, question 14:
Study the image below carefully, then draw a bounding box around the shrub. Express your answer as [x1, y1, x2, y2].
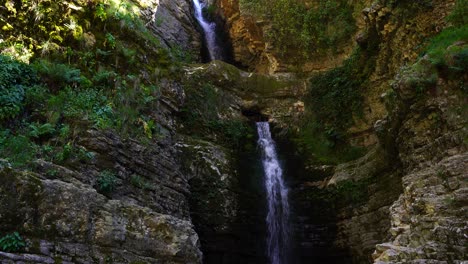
[28, 123, 56, 139]
[0, 55, 38, 121]
[0, 130, 37, 167]
[47, 86, 114, 128]
[97, 170, 118, 193]
[33, 60, 83, 91]
[0, 232, 26, 253]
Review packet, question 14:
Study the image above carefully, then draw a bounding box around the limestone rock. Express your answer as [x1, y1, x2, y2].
[142, 0, 202, 58]
[0, 167, 202, 263]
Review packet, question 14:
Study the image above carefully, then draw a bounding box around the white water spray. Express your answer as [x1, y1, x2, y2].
[192, 0, 222, 60]
[257, 122, 291, 264]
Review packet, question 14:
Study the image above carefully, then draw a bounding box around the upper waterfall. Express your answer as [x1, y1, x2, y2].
[192, 0, 223, 61]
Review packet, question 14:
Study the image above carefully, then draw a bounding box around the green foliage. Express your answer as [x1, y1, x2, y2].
[47, 87, 114, 128]
[294, 122, 366, 164]
[130, 175, 151, 189]
[105, 33, 116, 49]
[53, 142, 94, 163]
[294, 50, 371, 163]
[0, 55, 38, 121]
[34, 60, 83, 91]
[0, 0, 177, 170]
[0, 232, 26, 253]
[180, 83, 253, 147]
[95, 3, 108, 21]
[208, 119, 254, 148]
[139, 118, 158, 139]
[28, 123, 56, 139]
[424, 25, 468, 69]
[170, 45, 195, 63]
[0, 130, 37, 167]
[97, 170, 118, 193]
[240, 0, 356, 59]
[308, 59, 363, 132]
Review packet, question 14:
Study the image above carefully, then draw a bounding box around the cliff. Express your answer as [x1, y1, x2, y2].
[0, 0, 466, 263]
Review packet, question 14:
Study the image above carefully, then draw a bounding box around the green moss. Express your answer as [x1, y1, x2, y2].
[0, 130, 37, 168]
[180, 81, 254, 148]
[424, 25, 468, 70]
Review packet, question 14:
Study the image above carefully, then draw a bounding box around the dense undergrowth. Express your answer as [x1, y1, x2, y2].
[0, 0, 182, 168]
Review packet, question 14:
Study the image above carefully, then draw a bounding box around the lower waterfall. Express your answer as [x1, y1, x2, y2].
[257, 122, 291, 264]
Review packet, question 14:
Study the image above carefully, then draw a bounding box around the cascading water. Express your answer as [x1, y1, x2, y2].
[192, 0, 222, 61]
[257, 122, 291, 264]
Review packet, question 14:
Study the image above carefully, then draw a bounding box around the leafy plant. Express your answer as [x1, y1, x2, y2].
[97, 170, 118, 193]
[0, 130, 37, 167]
[47, 86, 114, 128]
[34, 60, 82, 91]
[54, 142, 74, 162]
[105, 33, 116, 49]
[28, 123, 56, 139]
[95, 3, 108, 21]
[0, 55, 37, 121]
[0, 232, 26, 252]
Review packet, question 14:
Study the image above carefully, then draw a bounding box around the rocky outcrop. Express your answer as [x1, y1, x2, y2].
[215, 0, 370, 73]
[142, 0, 202, 59]
[330, 49, 466, 263]
[183, 61, 306, 126]
[0, 76, 203, 263]
[0, 162, 201, 264]
[371, 54, 467, 263]
[349, 0, 456, 146]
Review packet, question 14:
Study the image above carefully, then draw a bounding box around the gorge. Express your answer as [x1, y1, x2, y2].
[0, 0, 466, 264]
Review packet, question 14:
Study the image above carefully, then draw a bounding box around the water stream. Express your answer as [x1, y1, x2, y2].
[257, 122, 291, 264]
[192, 0, 222, 61]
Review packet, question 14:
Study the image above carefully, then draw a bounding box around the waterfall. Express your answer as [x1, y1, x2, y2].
[192, 0, 222, 61]
[257, 122, 291, 264]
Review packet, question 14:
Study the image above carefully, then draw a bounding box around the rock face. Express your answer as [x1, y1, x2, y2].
[214, 0, 370, 73]
[0, 134, 202, 263]
[349, 0, 456, 146]
[371, 57, 467, 263]
[176, 138, 268, 263]
[0, 64, 203, 262]
[0, 0, 466, 263]
[175, 61, 303, 263]
[142, 0, 203, 59]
